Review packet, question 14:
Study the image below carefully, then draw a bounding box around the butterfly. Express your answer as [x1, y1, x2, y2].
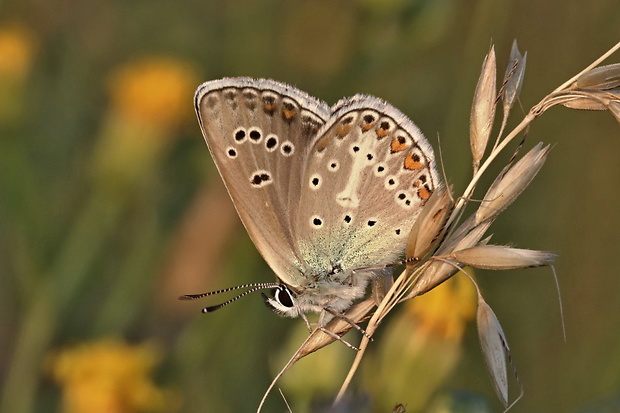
[181, 77, 440, 327]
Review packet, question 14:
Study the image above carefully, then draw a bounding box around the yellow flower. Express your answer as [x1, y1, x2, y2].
[0, 22, 36, 121]
[47, 338, 178, 413]
[92, 57, 198, 194]
[0, 23, 36, 81]
[364, 274, 477, 411]
[407, 271, 477, 341]
[108, 57, 198, 130]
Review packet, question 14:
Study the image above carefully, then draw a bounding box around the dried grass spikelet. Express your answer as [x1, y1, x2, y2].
[496, 40, 527, 143]
[475, 143, 550, 225]
[477, 296, 510, 407]
[561, 89, 620, 111]
[408, 220, 492, 298]
[576, 63, 620, 90]
[502, 41, 527, 118]
[554, 63, 620, 124]
[451, 245, 556, 270]
[470, 46, 497, 172]
[405, 188, 453, 264]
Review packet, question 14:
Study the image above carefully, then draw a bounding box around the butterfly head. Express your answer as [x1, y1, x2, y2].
[261, 284, 302, 318]
[262, 268, 375, 318]
[180, 281, 306, 318]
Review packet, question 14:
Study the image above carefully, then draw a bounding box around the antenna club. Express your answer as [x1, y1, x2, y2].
[179, 295, 196, 300]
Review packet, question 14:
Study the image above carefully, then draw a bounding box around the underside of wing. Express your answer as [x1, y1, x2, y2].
[195, 78, 330, 280]
[295, 95, 441, 276]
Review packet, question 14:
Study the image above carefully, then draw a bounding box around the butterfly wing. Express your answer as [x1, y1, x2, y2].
[295, 95, 440, 277]
[195, 78, 330, 279]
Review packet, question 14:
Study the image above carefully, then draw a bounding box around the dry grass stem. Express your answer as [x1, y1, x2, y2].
[266, 41, 620, 411]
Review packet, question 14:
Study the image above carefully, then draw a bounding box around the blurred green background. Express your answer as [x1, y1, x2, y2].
[0, 0, 619, 412]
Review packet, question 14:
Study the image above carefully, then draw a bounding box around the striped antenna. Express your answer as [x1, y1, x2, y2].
[179, 282, 280, 313]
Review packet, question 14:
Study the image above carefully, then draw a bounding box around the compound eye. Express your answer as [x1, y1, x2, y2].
[274, 285, 294, 308]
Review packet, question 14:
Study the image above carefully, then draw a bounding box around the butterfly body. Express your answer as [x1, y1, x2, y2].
[194, 78, 439, 320]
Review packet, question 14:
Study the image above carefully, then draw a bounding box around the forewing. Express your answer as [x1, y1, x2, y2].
[195, 78, 330, 279]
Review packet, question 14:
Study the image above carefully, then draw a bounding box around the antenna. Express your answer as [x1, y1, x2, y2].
[179, 282, 280, 313]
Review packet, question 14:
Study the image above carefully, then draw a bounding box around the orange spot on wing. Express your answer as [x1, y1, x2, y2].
[361, 122, 373, 132]
[418, 186, 432, 200]
[404, 153, 424, 170]
[336, 124, 351, 137]
[315, 136, 330, 152]
[391, 138, 408, 152]
[283, 108, 296, 119]
[375, 127, 390, 138]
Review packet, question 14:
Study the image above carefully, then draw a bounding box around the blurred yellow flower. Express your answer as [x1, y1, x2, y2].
[108, 57, 198, 131]
[92, 57, 198, 193]
[0, 22, 36, 121]
[364, 274, 477, 411]
[407, 270, 477, 341]
[0, 22, 36, 81]
[47, 338, 178, 413]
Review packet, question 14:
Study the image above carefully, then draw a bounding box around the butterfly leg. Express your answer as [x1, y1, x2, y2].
[317, 326, 360, 352]
[323, 307, 373, 342]
[300, 312, 314, 333]
[296, 312, 360, 351]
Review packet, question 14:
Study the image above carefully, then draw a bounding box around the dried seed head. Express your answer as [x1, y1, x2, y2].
[470, 46, 497, 172]
[502, 40, 527, 117]
[451, 245, 556, 270]
[408, 259, 460, 298]
[575, 63, 620, 90]
[477, 297, 509, 407]
[559, 89, 620, 111]
[410, 222, 492, 297]
[560, 64, 620, 119]
[560, 94, 610, 111]
[476, 143, 550, 225]
[406, 188, 453, 263]
[437, 219, 492, 256]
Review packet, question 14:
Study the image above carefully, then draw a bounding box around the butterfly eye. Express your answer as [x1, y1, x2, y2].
[274, 285, 295, 308]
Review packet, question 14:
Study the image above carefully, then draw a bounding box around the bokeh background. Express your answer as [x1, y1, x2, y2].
[1, 0, 619, 412]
